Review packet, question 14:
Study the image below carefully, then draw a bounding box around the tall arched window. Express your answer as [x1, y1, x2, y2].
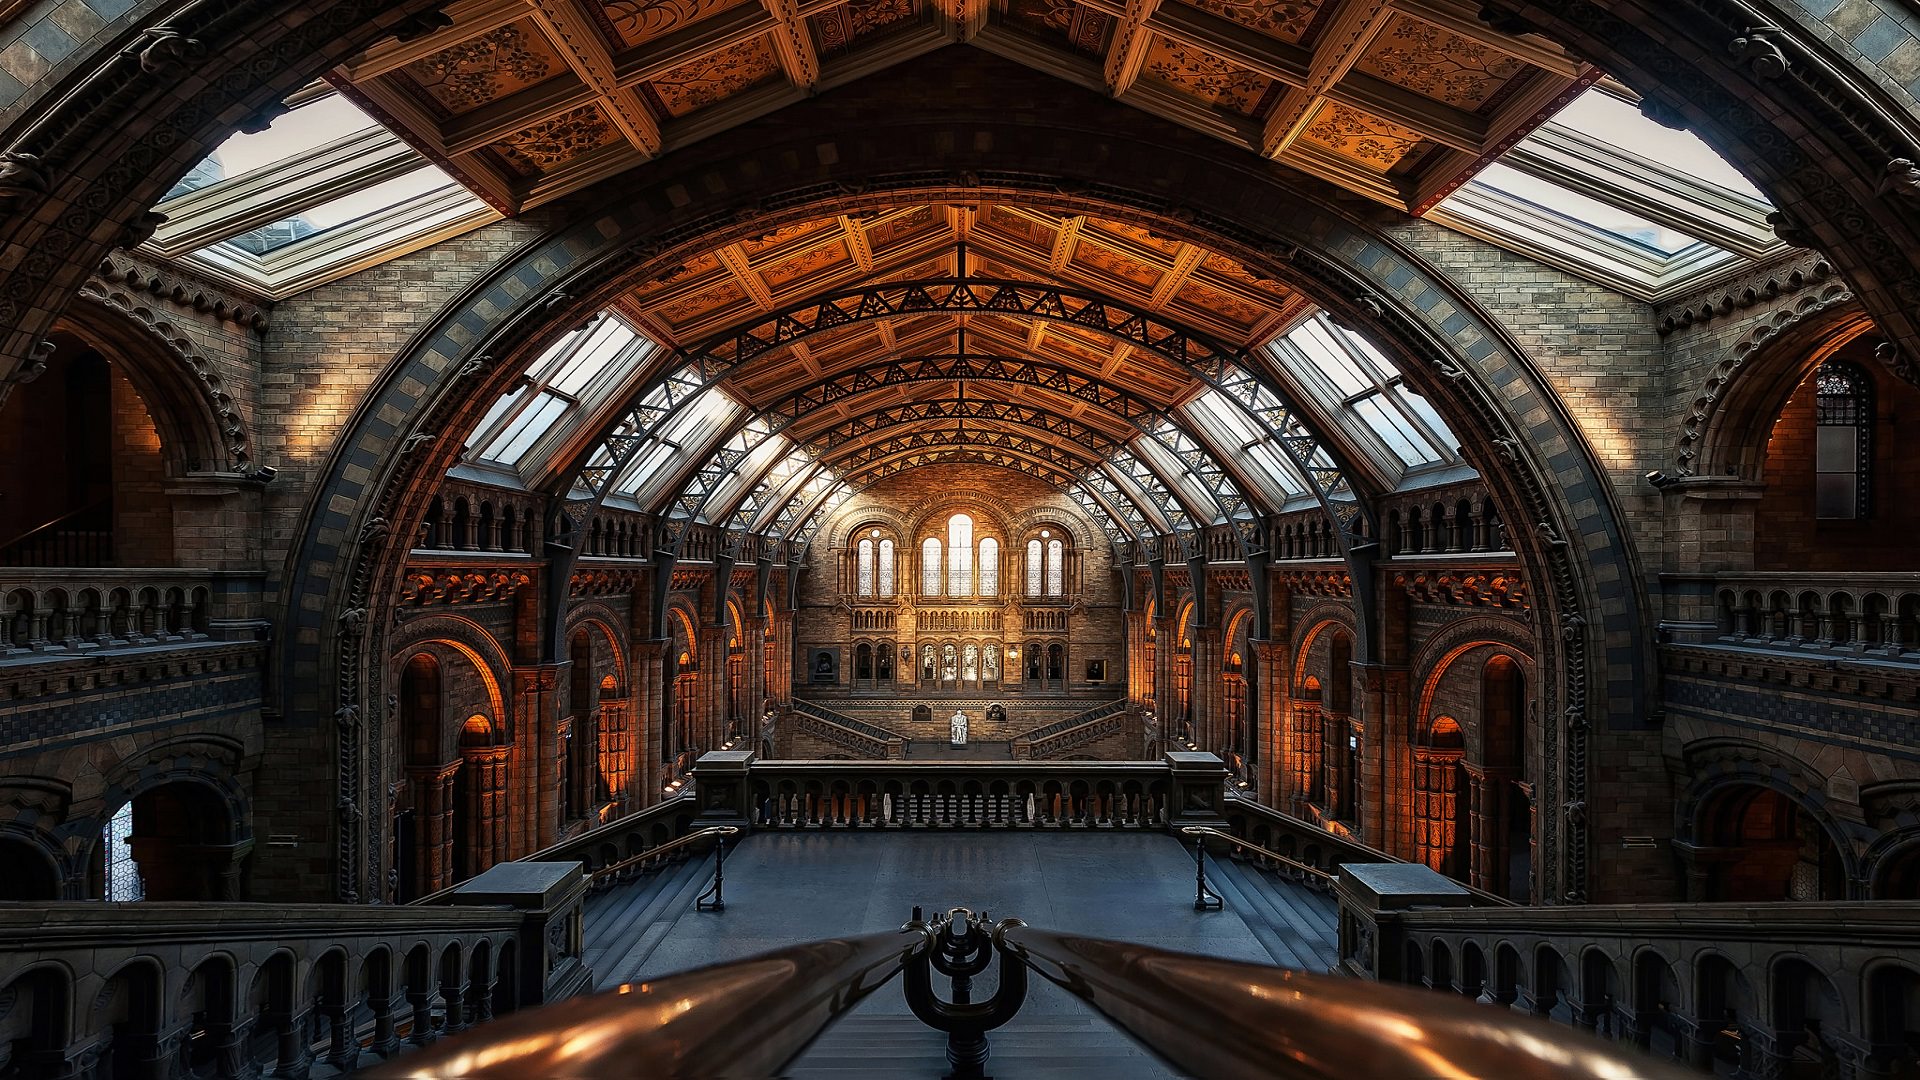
[947, 514, 974, 595]
[857, 539, 875, 596]
[878, 539, 895, 596]
[1026, 539, 1043, 596]
[979, 537, 999, 596]
[1815, 359, 1872, 520]
[922, 537, 942, 596]
[1047, 538, 1064, 597]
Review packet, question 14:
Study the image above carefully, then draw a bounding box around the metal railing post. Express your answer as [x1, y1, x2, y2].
[696, 836, 727, 911]
[1192, 835, 1223, 911]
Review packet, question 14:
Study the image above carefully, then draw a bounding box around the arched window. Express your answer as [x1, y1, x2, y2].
[947, 514, 974, 595]
[1026, 539, 1043, 596]
[922, 538, 942, 596]
[1815, 359, 1872, 520]
[979, 537, 999, 596]
[857, 539, 875, 597]
[103, 801, 142, 902]
[1047, 538, 1064, 596]
[878, 539, 895, 597]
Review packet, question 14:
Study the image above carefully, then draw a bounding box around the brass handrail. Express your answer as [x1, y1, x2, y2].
[365, 926, 930, 1079]
[995, 924, 1693, 1080]
[590, 825, 739, 884]
[1180, 825, 1335, 884]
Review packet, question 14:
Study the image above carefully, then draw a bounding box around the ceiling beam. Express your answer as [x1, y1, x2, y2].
[1104, 0, 1163, 98]
[763, 0, 822, 91]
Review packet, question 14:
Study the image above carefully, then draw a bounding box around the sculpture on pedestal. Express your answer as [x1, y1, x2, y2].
[950, 709, 969, 747]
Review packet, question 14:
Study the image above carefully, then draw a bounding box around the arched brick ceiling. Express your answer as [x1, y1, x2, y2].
[332, 0, 1594, 217]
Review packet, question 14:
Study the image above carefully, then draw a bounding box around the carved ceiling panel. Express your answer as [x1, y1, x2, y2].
[402, 19, 569, 117]
[1138, 34, 1278, 118]
[642, 37, 783, 117]
[811, 0, 921, 55]
[594, 0, 761, 50]
[1176, 0, 1327, 45]
[1353, 13, 1530, 112]
[336, 0, 1589, 214]
[489, 103, 626, 176]
[999, 0, 1113, 56]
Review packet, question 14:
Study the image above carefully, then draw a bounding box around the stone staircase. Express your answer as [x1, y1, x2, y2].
[1204, 854, 1341, 972]
[583, 850, 718, 988]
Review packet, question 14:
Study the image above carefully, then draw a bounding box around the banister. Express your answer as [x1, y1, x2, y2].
[1224, 796, 1515, 906]
[411, 794, 693, 905]
[364, 926, 931, 1079]
[1180, 825, 1333, 884]
[589, 825, 737, 884]
[994, 924, 1691, 1080]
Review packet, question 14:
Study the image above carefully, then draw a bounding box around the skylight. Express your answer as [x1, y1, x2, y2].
[1266, 313, 1460, 484]
[163, 94, 380, 199]
[220, 167, 458, 255]
[1552, 90, 1763, 199]
[1472, 163, 1700, 256]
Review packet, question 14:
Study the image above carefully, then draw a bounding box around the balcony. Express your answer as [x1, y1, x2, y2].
[1662, 571, 1920, 660]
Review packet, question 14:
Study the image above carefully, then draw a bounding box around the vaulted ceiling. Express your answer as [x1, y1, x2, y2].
[333, 0, 1594, 216]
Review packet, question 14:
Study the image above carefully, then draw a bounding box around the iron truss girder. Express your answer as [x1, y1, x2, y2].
[560, 278, 1379, 566]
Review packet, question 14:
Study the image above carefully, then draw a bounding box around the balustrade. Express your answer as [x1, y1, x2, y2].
[0, 879, 584, 1080]
[1344, 875, 1920, 1079]
[1705, 572, 1920, 656]
[0, 569, 262, 657]
[850, 606, 898, 632]
[1021, 608, 1070, 633]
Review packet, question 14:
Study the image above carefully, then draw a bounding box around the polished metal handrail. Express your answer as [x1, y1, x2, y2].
[995, 924, 1692, 1080]
[591, 825, 738, 885]
[1181, 825, 1335, 884]
[365, 927, 930, 1079]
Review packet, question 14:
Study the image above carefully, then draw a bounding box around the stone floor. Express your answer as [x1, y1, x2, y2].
[584, 831, 1331, 1077]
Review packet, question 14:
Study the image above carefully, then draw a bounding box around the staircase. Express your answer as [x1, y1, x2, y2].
[1204, 853, 1341, 972]
[583, 851, 717, 988]
[787, 699, 908, 758]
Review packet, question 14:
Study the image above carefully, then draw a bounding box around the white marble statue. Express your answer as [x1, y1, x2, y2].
[950, 709, 969, 747]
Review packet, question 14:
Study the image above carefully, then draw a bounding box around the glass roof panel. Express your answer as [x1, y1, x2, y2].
[1471, 162, 1701, 255]
[1351, 392, 1441, 467]
[163, 93, 379, 199]
[479, 391, 567, 465]
[218, 167, 458, 256]
[1551, 90, 1763, 199]
[1288, 317, 1375, 396]
[547, 318, 639, 395]
[1392, 385, 1457, 451]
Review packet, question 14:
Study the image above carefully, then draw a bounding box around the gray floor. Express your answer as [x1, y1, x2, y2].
[583, 831, 1334, 1077]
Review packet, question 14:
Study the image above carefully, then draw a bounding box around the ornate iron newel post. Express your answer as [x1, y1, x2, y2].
[903, 908, 1029, 1079]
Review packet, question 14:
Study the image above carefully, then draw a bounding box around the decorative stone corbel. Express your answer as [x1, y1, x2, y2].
[1878, 158, 1920, 202]
[0, 151, 50, 205]
[1767, 210, 1814, 248]
[117, 211, 167, 251]
[137, 28, 207, 74]
[1729, 26, 1789, 79]
[1, 340, 55, 386]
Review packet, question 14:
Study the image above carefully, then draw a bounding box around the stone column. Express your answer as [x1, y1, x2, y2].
[1251, 639, 1291, 808]
[1357, 664, 1410, 855]
[598, 701, 631, 810]
[630, 638, 667, 808]
[699, 626, 729, 750]
[1191, 625, 1224, 754]
[409, 761, 461, 893]
[462, 746, 509, 874]
[510, 664, 565, 855]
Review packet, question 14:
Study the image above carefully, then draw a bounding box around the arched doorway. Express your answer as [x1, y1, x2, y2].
[1697, 785, 1844, 901]
[0, 836, 61, 900]
[105, 781, 242, 901]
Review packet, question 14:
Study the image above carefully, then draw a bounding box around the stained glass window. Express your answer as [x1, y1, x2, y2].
[104, 802, 142, 902]
[922, 538, 942, 596]
[1047, 539, 1064, 597]
[1815, 360, 1873, 520]
[1026, 539, 1043, 596]
[947, 515, 974, 595]
[878, 539, 896, 596]
[857, 539, 874, 596]
[979, 537, 999, 596]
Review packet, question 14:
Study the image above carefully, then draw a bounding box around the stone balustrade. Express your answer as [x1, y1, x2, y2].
[0, 863, 587, 1080]
[1663, 571, 1920, 657]
[688, 751, 1231, 833]
[1341, 865, 1920, 1079]
[0, 568, 264, 657]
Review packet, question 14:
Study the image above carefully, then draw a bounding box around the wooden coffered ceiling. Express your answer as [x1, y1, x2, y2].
[605, 200, 1309, 412]
[332, 0, 1595, 215]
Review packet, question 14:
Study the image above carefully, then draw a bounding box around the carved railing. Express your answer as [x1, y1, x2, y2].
[1346, 875, 1920, 1078]
[1220, 796, 1512, 904]
[850, 606, 898, 632]
[1676, 572, 1920, 657]
[914, 608, 1003, 632]
[0, 568, 264, 656]
[689, 752, 1232, 832]
[0, 878, 587, 1080]
[787, 699, 907, 758]
[1010, 699, 1128, 759]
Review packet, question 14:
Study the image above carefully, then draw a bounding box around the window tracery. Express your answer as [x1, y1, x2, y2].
[1814, 359, 1873, 520]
